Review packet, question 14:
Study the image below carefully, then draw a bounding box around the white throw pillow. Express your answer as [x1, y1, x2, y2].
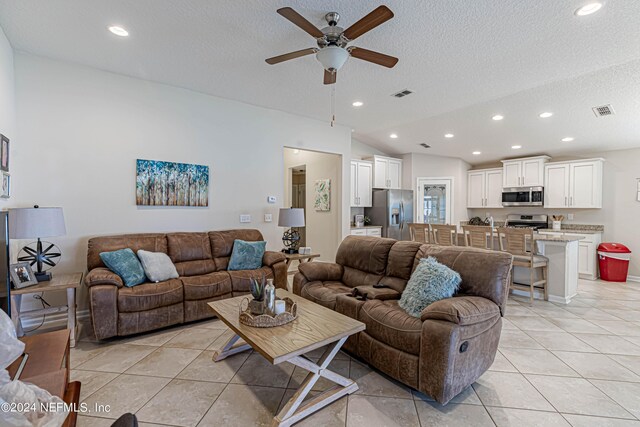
[137, 250, 179, 282]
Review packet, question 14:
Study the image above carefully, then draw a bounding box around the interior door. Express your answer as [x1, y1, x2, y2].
[503, 162, 522, 187]
[416, 178, 453, 225]
[522, 159, 543, 186]
[545, 163, 570, 208]
[467, 171, 485, 208]
[485, 169, 503, 208]
[357, 162, 373, 207]
[374, 157, 388, 188]
[570, 162, 596, 208]
[388, 159, 402, 189]
[350, 161, 358, 206]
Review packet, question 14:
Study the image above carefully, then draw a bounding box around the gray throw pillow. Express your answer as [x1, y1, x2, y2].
[137, 250, 179, 283]
[399, 256, 462, 317]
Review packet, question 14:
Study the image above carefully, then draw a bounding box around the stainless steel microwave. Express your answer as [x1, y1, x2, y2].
[502, 186, 544, 207]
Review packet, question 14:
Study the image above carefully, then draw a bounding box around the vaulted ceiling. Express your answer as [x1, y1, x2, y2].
[1, 0, 639, 164]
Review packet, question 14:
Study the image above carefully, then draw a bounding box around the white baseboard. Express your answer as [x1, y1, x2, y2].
[19, 308, 90, 331]
[627, 275, 640, 283]
[510, 289, 575, 304]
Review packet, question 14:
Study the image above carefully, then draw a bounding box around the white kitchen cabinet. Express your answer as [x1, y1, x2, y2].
[350, 160, 373, 207]
[538, 231, 602, 280]
[467, 168, 503, 208]
[350, 227, 382, 237]
[366, 155, 403, 189]
[544, 159, 604, 208]
[501, 156, 549, 188]
[350, 228, 367, 236]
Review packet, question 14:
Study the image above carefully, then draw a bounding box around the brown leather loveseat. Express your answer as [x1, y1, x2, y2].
[293, 236, 513, 404]
[85, 229, 286, 340]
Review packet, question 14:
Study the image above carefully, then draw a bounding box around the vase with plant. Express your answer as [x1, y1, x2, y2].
[249, 274, 266, 315]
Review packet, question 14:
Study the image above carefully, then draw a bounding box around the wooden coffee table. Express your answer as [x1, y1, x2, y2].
[208, 289, 365, 427]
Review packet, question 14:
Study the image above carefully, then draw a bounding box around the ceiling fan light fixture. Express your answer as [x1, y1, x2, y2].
[316, 46, 349, 72]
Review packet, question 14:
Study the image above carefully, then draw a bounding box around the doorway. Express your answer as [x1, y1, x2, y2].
[290, 165, 306, 247]
[416, 177, 454, 224]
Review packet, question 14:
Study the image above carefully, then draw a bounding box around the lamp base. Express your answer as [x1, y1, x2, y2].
[35, 271, 51, 282]
[281, 248, 299, 254]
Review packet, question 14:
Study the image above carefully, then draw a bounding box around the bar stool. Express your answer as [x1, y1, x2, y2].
[430, 224, 458, 246]
[462, 225, 494, 250]
[496, 227, 548, 304]
[408, 223, 431, 243]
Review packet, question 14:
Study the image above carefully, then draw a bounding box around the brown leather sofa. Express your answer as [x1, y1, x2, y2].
[85, 229, 287, 340]
[293, 236, 513, 405]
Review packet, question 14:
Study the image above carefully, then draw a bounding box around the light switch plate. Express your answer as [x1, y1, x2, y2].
[267, 196, 277, 204]
[568, 213, 574, 220]
[264, 213, 273, 222]
[240, 214, 251, 223]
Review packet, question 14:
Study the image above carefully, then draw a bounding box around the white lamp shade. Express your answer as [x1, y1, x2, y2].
[278, 208, 305, 227]
[316, 46, 349, 71]
[8, 207, 66, 239]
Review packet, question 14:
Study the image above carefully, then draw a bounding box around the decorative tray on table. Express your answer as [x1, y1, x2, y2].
[239, 297, 298, 328]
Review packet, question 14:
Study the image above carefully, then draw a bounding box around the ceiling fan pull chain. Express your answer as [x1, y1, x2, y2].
[330, 84, 336, 127]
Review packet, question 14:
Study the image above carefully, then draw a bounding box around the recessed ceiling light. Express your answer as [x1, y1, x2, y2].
[561, 137, 575, 142]
[575, 2, 603, 16]
[108, 25, 129, 37]
[351, 129, 355, 133]
[492, 115, 504, 121]
[390, 133, 398, 139]
[444, 133, 454, 138]
[511, 145, 522, 149]
[352, 101, 363, 107]
[293, 149, 300, 154]
[539, 112, 554, 118]
[472, 151, 481, 155]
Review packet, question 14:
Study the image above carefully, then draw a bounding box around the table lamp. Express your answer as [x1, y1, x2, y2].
[8, 206, 66, 282]
[278, 208, 305, 254]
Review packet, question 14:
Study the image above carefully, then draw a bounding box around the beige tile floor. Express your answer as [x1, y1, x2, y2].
[71, 278, 640, 427]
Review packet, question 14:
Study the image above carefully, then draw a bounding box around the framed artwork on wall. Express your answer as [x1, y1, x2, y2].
[314, 179, 331, 212]
[0, 134, 8, 172]
[1, 172, 9, 199]
[136, 159, 209, 207]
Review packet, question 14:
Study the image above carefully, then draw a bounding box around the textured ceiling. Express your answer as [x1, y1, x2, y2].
[1, 0, 640, 164]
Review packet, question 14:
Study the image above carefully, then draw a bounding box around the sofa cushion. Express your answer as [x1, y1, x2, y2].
[227, 266, 274, 294]
[87, 233, 167, 271]
[99, 248, 146, 287]
[181, 272, 232, 301]
[336, 236, 396, 276]
[359, 299, 422, 356]
[300, 281, 353, 310]
[400, 257, 461, 318]
[137, 250, 179, 283]
[228, 240, 266, 271]
[167, 232, 216, 276]
[117, 279, 183, 313]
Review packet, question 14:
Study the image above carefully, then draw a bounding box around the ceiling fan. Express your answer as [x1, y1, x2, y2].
[266, 6, 398, 85]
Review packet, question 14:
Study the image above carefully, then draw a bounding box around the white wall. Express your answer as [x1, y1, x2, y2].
[468, 148, 640, 277]
[402, 153, 471, 226]
[0, 25, 15, 197]
[12, 53, 352, 309]
[351, 138, 389, 160]
[284, 148, 342, 262]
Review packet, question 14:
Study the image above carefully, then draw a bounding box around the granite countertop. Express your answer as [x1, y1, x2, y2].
[538, 227, 603, 235]
[533, 234, 584, 242]
[350, 225, 383, 229]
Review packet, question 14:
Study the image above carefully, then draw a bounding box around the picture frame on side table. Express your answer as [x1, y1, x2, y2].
[1, 172, 9, 198]
[0, 134, 8, 172]
[10, 262, 38, 289]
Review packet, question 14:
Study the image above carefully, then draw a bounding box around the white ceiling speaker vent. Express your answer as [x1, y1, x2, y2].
[419, 143, 431, 148]
[392, 89, 414, 98]
[592, 104, 615, 117]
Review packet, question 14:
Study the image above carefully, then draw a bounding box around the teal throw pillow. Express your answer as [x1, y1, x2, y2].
[399, 257, 462, 318]
[228, 240, 266, 271]
[99, 248, 146, 287]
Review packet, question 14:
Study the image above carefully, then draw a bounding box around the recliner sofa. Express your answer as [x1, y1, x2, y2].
[85, 229, 287, 340]
[293, 235, 513, 404]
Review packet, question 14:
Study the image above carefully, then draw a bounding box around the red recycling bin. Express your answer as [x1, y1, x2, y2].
[598, 243, 631, 282]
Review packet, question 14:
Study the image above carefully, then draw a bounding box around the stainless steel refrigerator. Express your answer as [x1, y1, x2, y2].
[365, 189, 414, 240]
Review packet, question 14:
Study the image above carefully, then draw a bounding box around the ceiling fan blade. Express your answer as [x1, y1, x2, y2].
[277, 7, 324, 38]
[342, 6, 394, 41]
[324, 70, 337, 85]
[349, 47, 398, 68]
[265, 48, 317, 65]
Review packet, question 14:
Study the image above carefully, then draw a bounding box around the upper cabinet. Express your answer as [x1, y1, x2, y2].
[366, 155, 402, 189]
[544, 159, 604, 208]
[350, 160, 373, 207]
[467, 168, 503, 208]
[501, 156, 550, 188]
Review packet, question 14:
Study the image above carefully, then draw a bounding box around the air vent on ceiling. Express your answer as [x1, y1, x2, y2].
[592, 104, 615, 117]
[392, 89, 414, 98]
[419, 143, 431, 149]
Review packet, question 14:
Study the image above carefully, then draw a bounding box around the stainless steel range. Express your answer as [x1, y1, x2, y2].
[505, 214, 548, 230]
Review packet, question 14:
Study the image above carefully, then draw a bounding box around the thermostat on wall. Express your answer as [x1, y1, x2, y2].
[267, 196, 277, 204]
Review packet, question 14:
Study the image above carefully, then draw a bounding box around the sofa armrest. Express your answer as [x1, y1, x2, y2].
[298, 262, 344, 282]
[85, 268, 124, 288]
[420, 296, 500, 325]
[262, 251, 286, 267]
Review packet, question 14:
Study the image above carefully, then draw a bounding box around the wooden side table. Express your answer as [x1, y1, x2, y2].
[10, 273, 84, 347]
[283, 253, 320, 275]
